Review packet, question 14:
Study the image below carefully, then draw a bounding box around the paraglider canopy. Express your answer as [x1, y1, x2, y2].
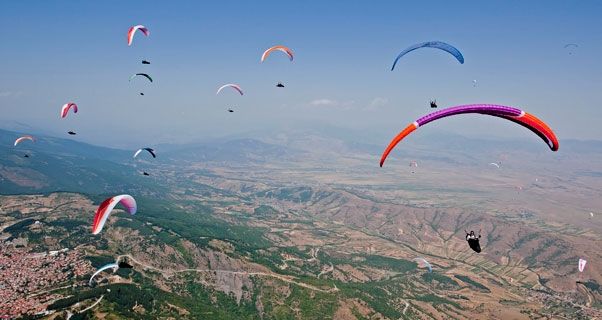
[276, 82, 285, 88]
[89, 263, 119, 286]
[430, 100, 437, 108]
[60, 103, 78, 118]
[227, 109, 234, 113]
[68, 131, 76, 135]
[127, 25, 149, 46]
[216, 84, 244, 96]
[14, 135, 35, 147]
[142, 60, 150, 64]
[261, 45, 294, 62]
[391, 41, 464, 71]
[578, 258, 587, 272]
[379, 104, 559, 167]
[91, 195, 137, 235]
[133, 148, 156, 158]
[413, 257, 432, 272]
[129, 73, 153, 83]
[143, 171, 150, 176]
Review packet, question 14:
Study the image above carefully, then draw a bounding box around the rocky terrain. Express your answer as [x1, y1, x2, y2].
[0, 129, 601, 319]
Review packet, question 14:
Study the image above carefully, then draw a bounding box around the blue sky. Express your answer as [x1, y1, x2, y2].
[0, 1, 600, 147]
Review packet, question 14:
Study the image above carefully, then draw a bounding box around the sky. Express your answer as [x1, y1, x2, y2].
[0, 0, 601, 148]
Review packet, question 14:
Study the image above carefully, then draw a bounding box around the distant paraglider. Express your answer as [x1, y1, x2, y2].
[473, 80, 478, 87]
[465, 230, 482, 253]
[564, 43, 578, 55]
[127, 25, 149, 46]
[118, 260, 133, 269]
[489, 162, 500, 168]
[391, 41, 464, 71]
[216, 84, 244, 96]
[142, 171, 150, 176]
[227, 109, 234, 113]
[142, 60, 150, 64]
[14, 135, 35, 147]
[89, 263, 119, 286]
[91, 195, 137, 235]
[262, 46, 293, 88]
[133, 148, 156, 159]
[261, 45, 294, 62]
[60, 103, 78, 118]
[413, 257, 432, 273]
[578, 258, 587, 272]
[379, 104, 559, 167]
[129, 73, 153, 83]
[429, 100, 437, 108]
[68, 131, 76, 135]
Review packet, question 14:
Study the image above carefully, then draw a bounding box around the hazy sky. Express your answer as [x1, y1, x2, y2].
[0, 1, 600, 147]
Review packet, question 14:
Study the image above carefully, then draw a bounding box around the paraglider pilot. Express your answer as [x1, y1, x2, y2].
[465, 229, 482, 253]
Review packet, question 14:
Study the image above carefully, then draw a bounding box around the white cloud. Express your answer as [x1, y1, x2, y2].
[310, 99, 338, 106]
[308, 99, 355, 109]
[364, 97, 388, 111]
[0, 91, 22, 98]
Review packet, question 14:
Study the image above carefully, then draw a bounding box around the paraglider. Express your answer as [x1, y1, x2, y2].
[91, 195, 137, 235]
[465, 230, 482, 253]
[60, 103, 78, 118]
[127, 25, 149, 46]
[216, 84, 244, 96]
[140, 93, 145, 96]
[564, 44, 578, 55]
[129, 73, 153, 83]
[473, 80, 478, 87]
[261, 45, 294, 62]
[489, 162, 500, 168]
[379, 104, 559, 167]
[89, 263, 119, 286]
[68, 131, 76, 135]
[413, 257, 432, 273]
[391, 41, 464, 71]
[142, 171, 150, 176]
[227, 109, 234, 113]
[409, 161, 418, 167]
[276, 82, 285, 88]
[430, 100, 437, 108]
[142, 60, 150, 64]
[14, 135, 35, 146]
[590, 212, 594, 218]
[133, 148, 156, 158]
[23, 154, 29, 158]
[578, 258, 587, 272]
